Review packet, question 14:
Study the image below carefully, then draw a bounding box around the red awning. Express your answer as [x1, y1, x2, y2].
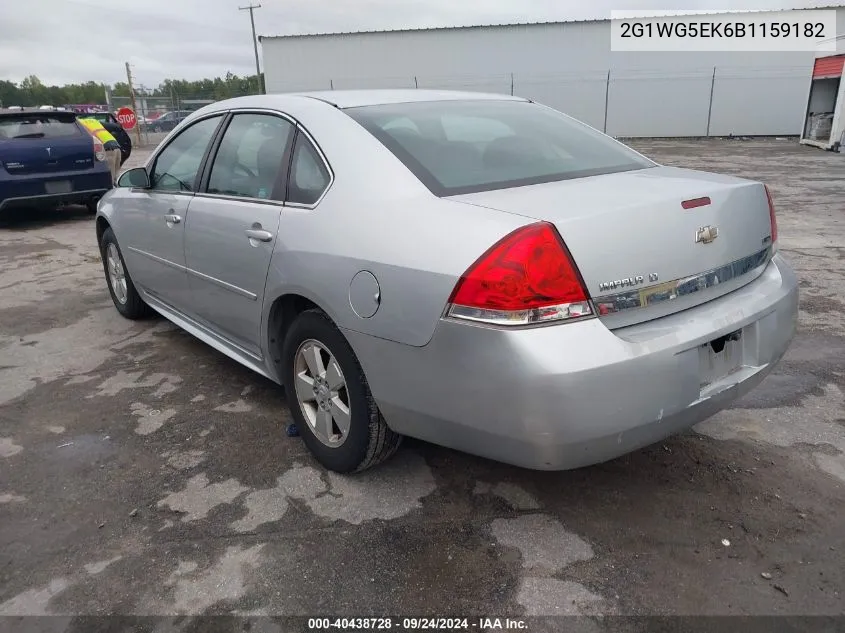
[813, 55, 845, 79]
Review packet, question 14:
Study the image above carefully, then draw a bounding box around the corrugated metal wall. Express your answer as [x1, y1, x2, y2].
[261, 10, 845, 137]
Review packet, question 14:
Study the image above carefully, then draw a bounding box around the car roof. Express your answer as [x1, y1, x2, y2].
[292, 89, 528, 109]
[197, 89, 527, 115]
[0, 108, 78, 117]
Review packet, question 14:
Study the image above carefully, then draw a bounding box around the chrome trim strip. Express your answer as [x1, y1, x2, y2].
[185, 267, 258, 301]
[193, 191, 284, 206]
[594, 247, 772, 316]
[126, 246, 186, 272]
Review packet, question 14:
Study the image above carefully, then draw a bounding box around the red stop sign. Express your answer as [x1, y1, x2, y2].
[116, 107, 136, 130]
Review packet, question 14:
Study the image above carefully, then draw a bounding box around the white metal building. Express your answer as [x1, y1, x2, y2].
[260, 7, 845, 137]
[801, 49, 845, 149]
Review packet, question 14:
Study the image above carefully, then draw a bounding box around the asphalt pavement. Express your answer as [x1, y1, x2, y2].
[1, 139, 843, 630]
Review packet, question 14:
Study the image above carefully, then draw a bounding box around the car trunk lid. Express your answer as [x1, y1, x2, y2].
[449, 166, 775, 329]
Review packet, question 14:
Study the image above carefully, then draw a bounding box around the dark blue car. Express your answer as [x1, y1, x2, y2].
[0, 109, 113, 213]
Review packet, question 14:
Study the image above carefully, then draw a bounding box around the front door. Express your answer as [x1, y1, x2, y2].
[184, 112, 295, 357]
[119, 114, 224, 311]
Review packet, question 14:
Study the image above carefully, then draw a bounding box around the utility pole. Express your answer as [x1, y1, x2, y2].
[125, 62, 142, 147]
[239, 3, 263, 94]
[706, 67, 717, 137]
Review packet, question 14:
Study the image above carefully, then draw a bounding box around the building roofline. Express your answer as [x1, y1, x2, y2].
[259, 5, 844, 41]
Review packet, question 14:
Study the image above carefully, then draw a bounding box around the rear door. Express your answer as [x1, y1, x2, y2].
[118, 114, 224, 311]
[184, 111, 295, 356]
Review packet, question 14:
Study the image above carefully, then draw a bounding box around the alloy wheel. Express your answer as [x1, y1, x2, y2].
[293, 339, 351, 447]
[106, 243, 128, 305]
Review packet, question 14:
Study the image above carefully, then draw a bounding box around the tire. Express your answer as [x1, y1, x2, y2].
[99, 227, 152, 320]
[282, 309, 402, 473]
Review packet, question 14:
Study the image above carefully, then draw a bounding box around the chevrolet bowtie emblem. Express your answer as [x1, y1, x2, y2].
[695, 225, 719, 244]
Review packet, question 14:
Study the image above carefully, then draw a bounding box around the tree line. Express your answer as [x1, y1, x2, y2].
[0, 72, 264, 108]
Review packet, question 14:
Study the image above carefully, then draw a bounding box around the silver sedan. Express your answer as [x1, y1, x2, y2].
[96, 90, 798, 473]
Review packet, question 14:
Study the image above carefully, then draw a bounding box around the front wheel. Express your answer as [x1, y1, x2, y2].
[99, 227, 152, 320]
[282, 309, 402, 473]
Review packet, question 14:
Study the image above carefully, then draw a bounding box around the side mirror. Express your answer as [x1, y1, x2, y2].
[117, 167, 150, 188]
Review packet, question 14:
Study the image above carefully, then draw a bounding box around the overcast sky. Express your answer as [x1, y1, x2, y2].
[0, 0, 835, 87]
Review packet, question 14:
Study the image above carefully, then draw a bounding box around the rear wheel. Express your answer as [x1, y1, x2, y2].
[282, 309, 402, 473]
[99, 227, 152, 320]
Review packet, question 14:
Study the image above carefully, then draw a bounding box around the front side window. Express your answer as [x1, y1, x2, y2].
[347, 100, 655, 196]
[287, 133, 331, 206]
[207, 113, 294, 200]
[150, 115, 221, 192]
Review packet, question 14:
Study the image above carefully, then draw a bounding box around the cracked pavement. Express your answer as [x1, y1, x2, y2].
[1, 139, 843, 627]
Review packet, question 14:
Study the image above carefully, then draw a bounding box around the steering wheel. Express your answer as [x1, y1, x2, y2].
[233, 162, 256, 179]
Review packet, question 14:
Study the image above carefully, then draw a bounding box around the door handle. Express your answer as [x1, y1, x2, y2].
[164, 213, 181, 224]
[244, 228, 274, 242]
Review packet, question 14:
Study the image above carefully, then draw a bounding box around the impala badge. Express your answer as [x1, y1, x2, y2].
[45, 147, 52, 157]
[695, 225, 719, 244]
[599, 272, 659, 292]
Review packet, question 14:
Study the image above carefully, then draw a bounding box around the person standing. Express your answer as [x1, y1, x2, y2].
[79, 116, 121, 184]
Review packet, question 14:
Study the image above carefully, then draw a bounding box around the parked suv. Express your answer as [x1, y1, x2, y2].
[0, 109, 112, 213]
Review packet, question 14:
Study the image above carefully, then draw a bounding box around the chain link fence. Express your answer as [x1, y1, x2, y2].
[104, 64, 813, 150]
[266, 65, 813, 138]
[107, 89, 258, 148]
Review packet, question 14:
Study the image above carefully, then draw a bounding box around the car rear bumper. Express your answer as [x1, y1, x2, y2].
[344, 253, 798, 470]
[0, 170, 112, 211]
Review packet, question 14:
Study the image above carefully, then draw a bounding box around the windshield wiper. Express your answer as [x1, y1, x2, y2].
[13, 132, 46, 139]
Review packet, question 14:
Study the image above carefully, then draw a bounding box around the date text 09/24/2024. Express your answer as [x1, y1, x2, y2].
[307, 617, 528, 630]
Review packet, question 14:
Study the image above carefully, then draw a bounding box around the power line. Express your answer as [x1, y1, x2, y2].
[239, 3, 264, 94]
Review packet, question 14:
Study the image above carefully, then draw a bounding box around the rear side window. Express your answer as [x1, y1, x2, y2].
[0, 115, 81, 140]
[287, 133, 331, 206]
[207, 113, 294, 200]
[346, 100, 655, 196]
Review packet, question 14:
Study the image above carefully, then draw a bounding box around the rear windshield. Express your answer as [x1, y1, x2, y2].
[346, 100, 655, 196]
[0, 114, 81, 140]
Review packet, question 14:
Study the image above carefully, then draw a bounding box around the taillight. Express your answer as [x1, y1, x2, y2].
[446, 222, 593, 326]
[765, 185, 778, 250]
[93, 137, 106, 162]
